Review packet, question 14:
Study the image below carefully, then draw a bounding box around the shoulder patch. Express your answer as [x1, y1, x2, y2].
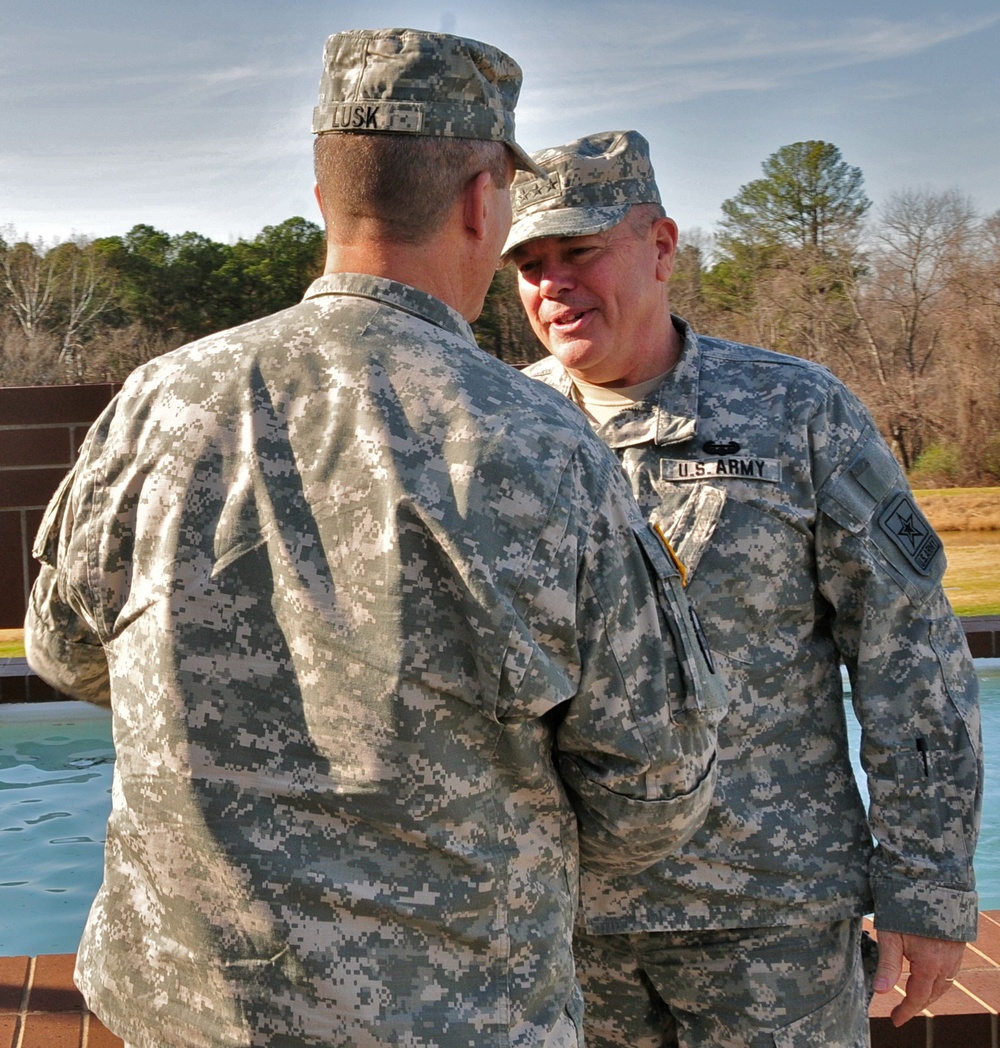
[878, 494, 942, 575]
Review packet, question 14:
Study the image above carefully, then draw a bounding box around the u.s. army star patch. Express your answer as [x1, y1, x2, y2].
[878, 493, 942, 575]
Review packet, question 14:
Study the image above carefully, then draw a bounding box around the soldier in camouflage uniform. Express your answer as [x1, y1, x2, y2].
[23, 43, 725, 1048]
[503, 130, 982, 1047]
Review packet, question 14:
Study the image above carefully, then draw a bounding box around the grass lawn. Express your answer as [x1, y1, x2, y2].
[939, 540, 1000, 616]
[0, 629, 24, 658]
[914, 487, 1000, 617]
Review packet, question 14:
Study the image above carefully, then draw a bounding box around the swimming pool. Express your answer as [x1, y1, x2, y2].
[0, 701, 113, 957]
[1, 668, 998, 957]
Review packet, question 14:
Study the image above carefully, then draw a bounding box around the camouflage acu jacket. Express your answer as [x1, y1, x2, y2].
[526, 316, 982, 942]
[25, 276, 723, 1048]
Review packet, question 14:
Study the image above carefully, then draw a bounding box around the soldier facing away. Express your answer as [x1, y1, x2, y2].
[504, 129, 982, 1048]
[23, 34, 725, 1048]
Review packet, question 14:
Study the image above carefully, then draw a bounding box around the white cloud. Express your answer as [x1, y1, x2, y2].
[2, 0, 998, 241]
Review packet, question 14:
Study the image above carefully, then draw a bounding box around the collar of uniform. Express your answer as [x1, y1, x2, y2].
[650, 315, 700, 446]
[302, 272, 477, 345]
[523, 354, 575, 395]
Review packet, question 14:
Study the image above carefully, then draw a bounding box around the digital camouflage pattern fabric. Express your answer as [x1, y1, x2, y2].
[573, 918, 878, 1048]
[25, 275, 724, 1048]
[313, 28, 543, 176]
[503, 130, 661, 257]
[526, 319, 982, 942]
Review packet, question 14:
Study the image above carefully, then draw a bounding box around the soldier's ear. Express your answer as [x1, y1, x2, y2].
[463, 170, 494, 242]
[653, 217, 679, 283]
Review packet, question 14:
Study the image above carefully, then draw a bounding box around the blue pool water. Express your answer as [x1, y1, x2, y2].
[0, 701, 113, 956]
[1, 668, 998, 957]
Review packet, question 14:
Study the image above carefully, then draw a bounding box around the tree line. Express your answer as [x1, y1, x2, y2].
[3, 140, 998, 485]
[668, 142, 1000, 487]
[0, 217, 328, 388]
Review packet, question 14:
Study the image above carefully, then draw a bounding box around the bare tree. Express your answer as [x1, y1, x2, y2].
[1, 237, 57, 341]
[0, 236, 116, 379]
[0, 314, 61, 386]
[46, 241, 117, 376]
[846, 188, 978, 469]
[938, 209, 1000, 480]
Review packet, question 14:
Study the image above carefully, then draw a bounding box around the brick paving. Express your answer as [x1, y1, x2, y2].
[866, 911, 999, 1047]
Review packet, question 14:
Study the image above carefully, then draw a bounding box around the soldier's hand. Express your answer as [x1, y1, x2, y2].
[874, 930, 965, 1027]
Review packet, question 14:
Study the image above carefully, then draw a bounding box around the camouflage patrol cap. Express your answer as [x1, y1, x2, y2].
[312, 28, 544, 176]
[503, 129, 662, 257]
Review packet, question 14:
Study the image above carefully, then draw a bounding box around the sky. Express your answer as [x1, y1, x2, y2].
[2, 0, 999, 247]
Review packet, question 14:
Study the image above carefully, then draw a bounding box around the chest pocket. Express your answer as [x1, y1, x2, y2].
[632, 522, 727, 723]
[648, 483, 727, 581]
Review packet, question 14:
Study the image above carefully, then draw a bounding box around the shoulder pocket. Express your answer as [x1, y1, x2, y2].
[632, 522, 727, 722]
[818, 430, 945, 603]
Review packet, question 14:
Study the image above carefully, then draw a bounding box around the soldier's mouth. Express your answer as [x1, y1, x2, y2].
[549, 309, 592, 327]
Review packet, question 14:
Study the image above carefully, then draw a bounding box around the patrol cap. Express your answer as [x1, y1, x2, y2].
[503, 129, 662, 257]
[312, 28, 544, 177]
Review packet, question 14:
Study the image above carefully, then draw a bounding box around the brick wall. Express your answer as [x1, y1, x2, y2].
[0, 384, 119, 630]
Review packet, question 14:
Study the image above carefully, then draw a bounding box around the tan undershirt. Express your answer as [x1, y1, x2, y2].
[571, 370, 673, 427]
